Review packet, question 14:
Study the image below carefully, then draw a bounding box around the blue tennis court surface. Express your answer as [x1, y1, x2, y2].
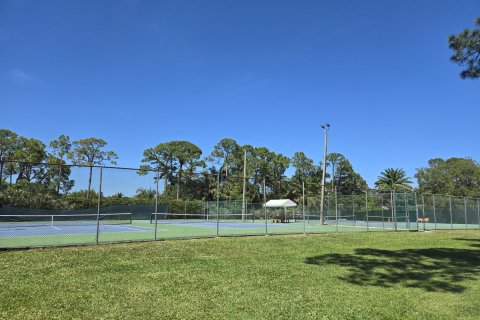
[0, 223, 154, 238]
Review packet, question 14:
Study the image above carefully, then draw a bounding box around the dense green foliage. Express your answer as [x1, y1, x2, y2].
[449, 17, 480, 79]
[1, 231, 479, 319]
[375, 168, 413, 191]
[70, 138, 118, 200]
[416, 158, 480, 197]
[1, 128, 479, 211]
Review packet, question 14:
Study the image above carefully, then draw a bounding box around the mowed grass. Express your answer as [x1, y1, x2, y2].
[1, 231, 480, 319]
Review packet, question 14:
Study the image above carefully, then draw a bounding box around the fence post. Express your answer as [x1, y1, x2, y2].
[391, 191, 396, 232]
[263, 178, 268, 235]
[464, 197, 468, 229]
[449, 196, 453, 230]
[421, 195, 425, 219]
[405, 192, 410, 230]
[335, 186, 338, 233]
[414, 193, 419, 231]
[433, 194, 437, 230]
[154, 170, 159, 241]
[242, 149, 246, 221]
[96, 166, 103, 245]
[477, 199, 480, 230]
[216, 172, 220, 237]
[302, 181, 306, 235]
[421, 195, 426, 231]
[381, 194, 385, 230]
[365, 189, 369, 232]
[352, 197, 355, 222]
[327, 195, 330, 221]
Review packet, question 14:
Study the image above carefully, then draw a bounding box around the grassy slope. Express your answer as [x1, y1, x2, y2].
[0, 231, 479, 320]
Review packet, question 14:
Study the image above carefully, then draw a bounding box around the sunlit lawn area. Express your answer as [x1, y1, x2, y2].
[1, 230, 480, 319]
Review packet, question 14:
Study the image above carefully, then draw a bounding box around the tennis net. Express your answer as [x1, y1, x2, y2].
[324, 215, 357, 225]
[0, 213, 132, 228]
[150, 212, 255, 224]
[366, 215, 393, 223]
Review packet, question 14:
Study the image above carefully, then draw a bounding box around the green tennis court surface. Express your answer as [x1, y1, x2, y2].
[2, 211, 480, 248]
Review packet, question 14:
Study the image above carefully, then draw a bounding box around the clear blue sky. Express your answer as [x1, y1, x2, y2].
[1, 0, 479, 187]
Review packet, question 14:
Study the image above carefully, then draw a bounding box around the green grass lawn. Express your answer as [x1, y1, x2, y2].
[1, 231, 480, 319]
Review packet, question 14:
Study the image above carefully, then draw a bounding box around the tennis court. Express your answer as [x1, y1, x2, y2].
[0, 222, 153, 238]
[0, 213, 157, 248]
[0, 212, 351, 248]
[2, 206, 480, 249]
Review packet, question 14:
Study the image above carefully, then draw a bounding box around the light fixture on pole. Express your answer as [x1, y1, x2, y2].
[320, 123, 330, 225]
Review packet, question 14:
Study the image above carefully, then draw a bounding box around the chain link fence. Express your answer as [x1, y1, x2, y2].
[1, 161, 479, 249]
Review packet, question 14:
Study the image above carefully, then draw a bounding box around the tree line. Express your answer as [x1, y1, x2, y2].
[1, 129, 480, 210]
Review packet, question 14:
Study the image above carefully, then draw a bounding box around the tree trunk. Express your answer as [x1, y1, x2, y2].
[0, 160, 3, 188]
[56, 164, 62, 194]
[164, 172, 168, 195]
[16, 164, 25, 183]
[176, 171, 180, 201]
[87, 165, 93, 200]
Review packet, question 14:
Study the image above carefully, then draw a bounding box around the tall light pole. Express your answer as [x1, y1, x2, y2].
[242, 149, 247, 221]
[320, 123, 330, 225]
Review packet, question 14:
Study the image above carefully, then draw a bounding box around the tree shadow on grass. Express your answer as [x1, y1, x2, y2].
[454, 238, 480, 248]
[305, 246, 480, 293]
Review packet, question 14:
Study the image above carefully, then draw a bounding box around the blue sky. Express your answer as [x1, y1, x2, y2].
[1, 0, 479, 187]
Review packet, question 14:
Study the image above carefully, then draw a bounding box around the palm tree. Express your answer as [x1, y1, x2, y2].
[135, 188, 156, 201]
[375, 168, 412, 191]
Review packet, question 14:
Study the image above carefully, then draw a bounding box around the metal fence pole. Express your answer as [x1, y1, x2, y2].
[154, 170, 159, 241]
[477, 199, 480, 230]
[216, 173, 220, 237]
[464, 197, 468, 229]
[365, 189, 369, 232]
[391, 191, 396, 232]
[421, 195, 425, 219]
[327, 195, 330, 220]
[302, 181, 306, 234]
[242, 149, 246, 221]
[414, 193, 419, 231]
[95, 166, 103, 245]
[394, 191, 398, 231]
[335, 186, 338, 233]
[263, 178, 268, 235]
[433, 194, 437, 230]
[422, 195, 426, 231]
[381, 195, 385, 230]
[449, 196, 453, 230]
[350, 196, 355, 220]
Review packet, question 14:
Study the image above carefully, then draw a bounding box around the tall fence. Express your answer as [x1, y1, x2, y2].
[0, 161, 479, 249]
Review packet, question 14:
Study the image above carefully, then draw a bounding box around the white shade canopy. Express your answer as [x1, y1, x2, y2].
[264, 199, 297, 208]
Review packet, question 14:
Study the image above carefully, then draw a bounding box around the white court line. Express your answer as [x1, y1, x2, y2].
[51, 225, 61, 230]
[105, 224, 154, 231]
